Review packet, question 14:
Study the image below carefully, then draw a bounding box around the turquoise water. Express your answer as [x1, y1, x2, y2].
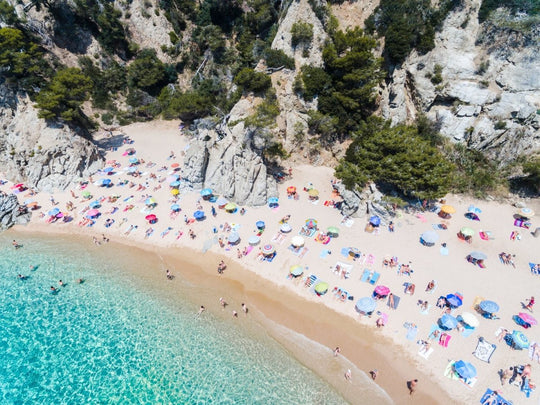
[0, 234, 346, 404]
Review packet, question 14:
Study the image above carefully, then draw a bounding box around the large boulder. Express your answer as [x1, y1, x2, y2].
[0, 192, 31, 231]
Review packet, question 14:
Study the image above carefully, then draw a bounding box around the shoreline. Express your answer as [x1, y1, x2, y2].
[4, 119, 539, 405]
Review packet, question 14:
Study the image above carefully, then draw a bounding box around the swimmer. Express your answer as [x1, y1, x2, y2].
[12, 240, 22, 249]
[197, 306, 205, 316]
[17, 274, 27, 280]
[58, 280, 64, 287]
[50, 286, 57, 293]
[76, 278, 84, 284]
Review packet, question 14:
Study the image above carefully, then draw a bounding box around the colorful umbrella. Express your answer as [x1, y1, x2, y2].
[81, 191, 91, 198]
[98, 178, 111, 186]
[327, 226, 340, 236]
[89, 200, 101, 208]
[268, 197, 279, 205]
[145, 197, 157, 206]
[441, 205, 456, 214]
[11, 183, 24, 189]
[308, 189, 319, 197]
[517, 207, 534, 218]
[479, 300, 499, 313]
[216, 197, 228, 207]
[27, 202, 38, 208]
[280, 223, 292, 233]
[248, 235, 260, 245]
[201, 188, 213, 196]
[446, 294, 463, 308]
[228, 233, 240, 244]
[454, 360, 477, 379]
[355, 297, 377, 313]
[171, 189, 179, 195]
[171, 163, 180, 168]
[224, 202, 237, 212]
[86, 209, 100, 218]
[460, 227, 475, 237]
[102, 167, 114, 173]
[290, 265, 303, 277]
[47, 208, 60, 216]
[290, 236, 305, 247]
[145, 214, 157, 221]
[305, 218, 318, 229]
[193, 211, 205, 220]
[167, 175, 179, 182]
[169, 181, 181, 187]
[460, 312, 479, 328]
[518, 313, 537, 326]
[439, 314, 458, 330]
[170, 204, 181, 212]
[256, 221, 265, 229]
[128, 157, 139, 164]
[420, 231, 439, 245]
[287, 186, 297, 193]
[369, 215, 381, 226]
[374, 285, 390, 296]
[262, 244, 275, 255]
[314, 282, 329, 295]
[511, 330, 530, 349]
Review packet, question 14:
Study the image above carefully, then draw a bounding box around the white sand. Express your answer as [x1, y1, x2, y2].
[3, 120, 540, 404]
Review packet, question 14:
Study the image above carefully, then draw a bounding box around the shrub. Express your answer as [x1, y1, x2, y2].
[430, 64, 443, 84]
[291, 22, 314, 47]
[127, 49, 169, 94]
[264, 48, 295, 70]
[494, 120, 507, 130]
[234, 68, 271, 94]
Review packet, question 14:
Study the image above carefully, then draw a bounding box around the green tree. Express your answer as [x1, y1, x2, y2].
[300, 66, 332, 101]
[234, 68, 271, 93]
[35, 67, 92, 122]
[522, 157, 540, 193]
[335, 117, 454, 199]
[127, 49, 167, 94]
[0, 1, 20, 25]
[291, 22, 313, 47]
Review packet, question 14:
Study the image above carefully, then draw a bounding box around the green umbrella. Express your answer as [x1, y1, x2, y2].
[327, 226, 340, 235]
[82, 191, 91, 197]
[314, 282, 329, 295]
[289, 265, 303, 277]
[460, 227, 474, 237]
[224, 202, 237, 212]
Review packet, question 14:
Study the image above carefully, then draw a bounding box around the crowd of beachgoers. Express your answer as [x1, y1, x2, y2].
[2, 120, 539, 404]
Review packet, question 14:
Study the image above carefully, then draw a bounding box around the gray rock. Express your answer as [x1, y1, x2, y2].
[0, 192, 31, 231]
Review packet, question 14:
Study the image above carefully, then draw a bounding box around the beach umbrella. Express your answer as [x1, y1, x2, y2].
[23, 198, 35, 205]
[280, 223, 292, 233]
[308, 189, 319, 197]
[262, 244, 275, 255]
[193, 210, 205, 220]
[167, 175, 179, 182]
[126, 147, 136, 155]
[517, 207, 535, 218]
[171, 163, 180, 168]
[169, 181, 181, 187]
[479, 300, 499, 314]
[89, 200, 101, 208]
[86, 209, 100, 218]
[47, 207, 60, 216]
[145, 214, 157, 223]
[305, 218, 318, 229]
[290, 265, 303, 277]
[248, 235, 260, 246]
[355, 297, 377, 314]
[460, 312, 479, 328]
[349, 247, 360, 258]
[327, 226, 340, 236]
[129, 157, 139, 164]
[454, 360, 477, 379]
[171, 189, 179, 196]
[98, 178, 111, 187]
[439, 314, 458, 330]
[127, 167, 137, 173]
[145, 197, 157, 206]
[469, 251, 487, 261]
[290, 236, 305, 247]
[511, 330, 530, 349]
[11, 183, 24, 189]
[256, 221, 265, 229]
[420, 231, 439, 245]
[268, 197, 279, 205]
[201, 188, 213, 197]
[102, 167, 114, 173]
[287, 186, 296, 193]
[224, 202, 237, 212]
[228, 233, 240, 244]
[314, 282, 329, 295]
[304, 182, 313, 191]
[518, 313, 537, 326]
[27, 202, 38, 208]
[446, 294, 463, 308]
[170, 204, 181, 212]
[81, 191, 91, 198]
[374, 285, 390, 296]
[460, 227, 475, 237]
[369, 215, 381, 226]
[441, 205, 456, 214]
[216, 197, 228, 207]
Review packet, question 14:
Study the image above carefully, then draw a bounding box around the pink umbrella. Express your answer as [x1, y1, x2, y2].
[519, 313, 537, 326]
[145, 214, 157, 221]
[374, 285, 390, 296]
[11, 183, 24, 189]
[87, 209, 100, 217]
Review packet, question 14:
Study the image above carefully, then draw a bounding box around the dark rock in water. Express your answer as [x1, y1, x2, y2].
[0, 193, 31, 231]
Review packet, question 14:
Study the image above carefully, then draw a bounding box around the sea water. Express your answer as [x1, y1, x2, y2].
[0, 233, 346, 404]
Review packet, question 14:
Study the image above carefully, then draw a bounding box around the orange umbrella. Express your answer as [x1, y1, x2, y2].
[287, 186, 296, 193]
[171, 163, 180, 168]
[441, 205, 456, 214]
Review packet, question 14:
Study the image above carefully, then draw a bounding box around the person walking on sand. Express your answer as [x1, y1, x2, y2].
[370, 369, 378, 380]
[197, 306, 205, 316]
[232, 310, 238, 318]
[407, 379, 418, 395]
[241, 303, 248, 315]
[333, 347, 341, 357]
[219, 297, 228, 308]
[344, 369, 352, 382]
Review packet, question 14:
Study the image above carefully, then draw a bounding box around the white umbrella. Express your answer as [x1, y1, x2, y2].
[460, 312, 479, 328]
[290, 236, 305, 247]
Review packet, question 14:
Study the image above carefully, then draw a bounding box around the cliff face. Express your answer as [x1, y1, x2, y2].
[378, 0, 540, 161]
[0, 83, 103, 192]
[0, 193, 31, 230]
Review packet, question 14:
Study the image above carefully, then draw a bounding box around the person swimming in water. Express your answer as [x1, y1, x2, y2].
[17, 274, 27, 280]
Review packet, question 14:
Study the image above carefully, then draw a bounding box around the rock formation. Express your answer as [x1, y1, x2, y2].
[0, 192, 31, 230]
[0, 82, 104, 193]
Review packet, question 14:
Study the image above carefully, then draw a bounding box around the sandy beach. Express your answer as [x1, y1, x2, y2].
[3, 120, 540, 404]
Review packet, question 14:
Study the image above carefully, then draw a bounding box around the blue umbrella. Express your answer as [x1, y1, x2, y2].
[369, 215, 381, 226]
[454, 360, 477, 379]
[99, 178, 111, 186]
[355, 297, 377, 314]
[420, 231, 439, 245]
[228, 233, 240, 244]
[216, 197, 228, 207]
[201, 188, 213, 196]
[446, 294, 463, 308]
[129, 157, 139, 164]
[268, 197, 279, 205]
[256, 221, 265, 229]
[511, 330, 530, 349]
[439, 314, 458, 330]
[169, 181, 181, 187]
[479, 300, 499, 314]
[193, 211, 205, 220]
[469, 251, 487, 261]
[89, 200, 101, 208]
[23, 198, 35, 205]
[47, 207, 60, 216]
[170, 204, 180, 212]
[103, 167, 114, 173]
[145, 197, 156, 206]
[127, 167, 137, 173]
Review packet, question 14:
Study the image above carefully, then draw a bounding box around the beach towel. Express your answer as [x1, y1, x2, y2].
[369, 272, 380, 285]
[320, 249, 330, 258]
[439, 333, 451, 347]
[418, 347, 434, 360]
[461, 327, 476, 338]
[360, 269, 370, 283]
[298, 247, 308, 258]
[473, 337, 496, 363]
[340, 247, 351, 257]
[271, 233, 286, 244]
[288, 245, 303, 256]
[440, 247, 449, 256]
[244, 245, 254, 256]
[304, 274, 318, 288]
[406, 325, 418, 341]
[415, 213, 427, 222]
[265, 253, 277, 262]
[479, 389, 513, 405]
[387, 294, 401, 310]
[366, 254, 375, 267]
[529, 342, 540, 362]
[529, 263, 539, 275]
[428, 324, 443, 340]
[420, 304, 431, 315]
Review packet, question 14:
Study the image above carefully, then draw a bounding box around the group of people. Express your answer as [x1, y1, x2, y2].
[499, 252, 516, 267]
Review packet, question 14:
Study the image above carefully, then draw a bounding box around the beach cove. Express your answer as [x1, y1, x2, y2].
[3, 120, 540, 404]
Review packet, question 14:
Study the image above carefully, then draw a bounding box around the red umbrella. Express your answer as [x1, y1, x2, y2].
[11, 183, 24, 189]
[145, 214, 157, 221]
[374, 285, 390, 296]
[287, 186, 296, 193]
[519, 313, 537, 326]
[171, 163, 180, 168]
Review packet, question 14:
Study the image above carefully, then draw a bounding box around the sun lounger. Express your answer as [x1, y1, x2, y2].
[369, 272, 380, 285]
[360, 269, 370, 283]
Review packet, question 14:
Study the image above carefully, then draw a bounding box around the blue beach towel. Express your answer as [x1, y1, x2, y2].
[440, 247, 449, 256]
[360, 269, 370, 283]
[369, 272, 380, 285]
[406, 326, 418, 341]
[320, 249, 330, 258]
[462, 328, 475, 338]
[340, 247, 350, 257]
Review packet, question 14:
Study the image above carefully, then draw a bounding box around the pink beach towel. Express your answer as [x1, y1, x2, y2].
[416, 214, 427, 223]
[439, 333, 452, 347]
[244, 245, 254, 256]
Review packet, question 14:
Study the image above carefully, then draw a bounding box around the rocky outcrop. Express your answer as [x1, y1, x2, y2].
[379, 0, 540, 162]
[0, 82, 104, 192]
[181, 116, 278, 206]
[334, 182, 393, 222]
[0, 192, 31, 231]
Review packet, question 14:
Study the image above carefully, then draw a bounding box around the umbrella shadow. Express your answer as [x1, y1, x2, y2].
[95, 133, 130, 152]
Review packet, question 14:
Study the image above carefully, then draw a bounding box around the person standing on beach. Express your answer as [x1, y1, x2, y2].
[333, 347, 341, 357]
[344, 369, 352, 382]
[241, 303, 248, 315]
[370, 369, 378, 380]
[407, 379, 418, 395]
[219, 297, 228, 308]
[197, 306, 205, 316]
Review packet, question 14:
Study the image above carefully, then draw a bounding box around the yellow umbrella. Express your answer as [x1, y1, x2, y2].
[171, 189, 179, 195]
[224, 202, 237, 212]
[308, 189, 319, 197]
[441, 205, 456, 214]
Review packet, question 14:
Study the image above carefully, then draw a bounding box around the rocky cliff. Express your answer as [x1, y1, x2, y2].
[0, 82, 103, 192]
[0, 192, 31, 230]
[378, 0, 540, 161]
